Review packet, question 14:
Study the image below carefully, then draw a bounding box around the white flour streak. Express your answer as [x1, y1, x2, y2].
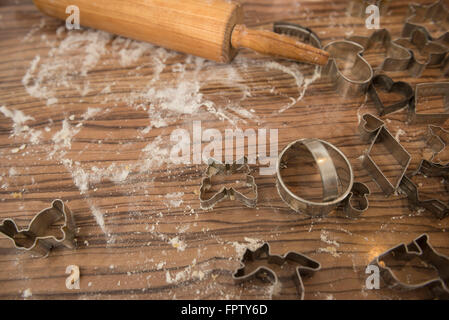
[50, 119, 80, 157]
[0, 105, 42, 144]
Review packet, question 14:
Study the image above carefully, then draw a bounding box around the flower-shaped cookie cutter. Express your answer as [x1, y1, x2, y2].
[0, 199, 76, 257]
[403, 0, 449, 49]
[394, 28, 447, 77]
[348, 29, 412, 72]
[323, 40, 373, 97]
[199, 157, 258, 210]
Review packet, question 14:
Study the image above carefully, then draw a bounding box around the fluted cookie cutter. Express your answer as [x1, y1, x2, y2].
[359, 114, 411, 195]
[400, 160, 449, 219]
[232, 242, 321, 300]
[348, 29, 412, 72]
[403, 0, 449, 50]
[408, 82, 449, 124]
[368, 74, 414, 116]
[199, 157, 257, 210]
[0, 199, 76, 257]
[276, 138, 365, 217]
[394, 28, 447, 77]
[369, 234, 449, 299]
[273, 21, 322, 49]
[426, 125, 449, 164]
[323, 40, 373, 97]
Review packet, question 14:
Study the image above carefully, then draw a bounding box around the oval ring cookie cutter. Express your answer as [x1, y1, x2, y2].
[276, 138, 355, 217]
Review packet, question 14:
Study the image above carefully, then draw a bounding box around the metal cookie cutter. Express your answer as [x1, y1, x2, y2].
[359, 114, 411, 195]
[426, 125, 449, 164]
[403, 0, 449, 50]
[340, 182, 371, 218]
[408, 82, 449, 124]
[273, 21, 322, 49]
[199, 157, 257, 210]
[348, 29, 412, 72]
[276, 138, 358, 217]
[323, 40, 373, 97]
[394, 28, 447, 77]
[399, 160, 449, 219]
[0, 199, 76, 257]
[368, 74, 414, 116]
[369, 234, 449, 299]
[232, 242, 321, 300]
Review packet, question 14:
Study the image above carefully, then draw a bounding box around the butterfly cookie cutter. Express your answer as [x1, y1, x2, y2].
[199, 157, 258, 210]
[232, 242, 321, 300]
[0, 199, 76, 257]
[323, 40, 373, 97]
[369, 234, 449, 299]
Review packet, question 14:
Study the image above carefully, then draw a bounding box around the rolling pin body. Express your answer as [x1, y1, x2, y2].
[33, 0, 328, 65]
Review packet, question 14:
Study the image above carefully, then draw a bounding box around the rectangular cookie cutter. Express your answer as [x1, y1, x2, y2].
[409, 82, 449, 124]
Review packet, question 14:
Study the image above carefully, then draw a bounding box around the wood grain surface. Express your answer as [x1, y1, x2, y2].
[0, 0, 448, 300]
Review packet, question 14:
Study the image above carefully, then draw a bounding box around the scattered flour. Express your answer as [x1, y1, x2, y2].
[22, 288, 32, 298]
[169, 236, 187, 252]
[231, 237, 265, 256]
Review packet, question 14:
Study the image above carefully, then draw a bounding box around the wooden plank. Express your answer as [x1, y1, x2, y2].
[0, 0, 448, 299]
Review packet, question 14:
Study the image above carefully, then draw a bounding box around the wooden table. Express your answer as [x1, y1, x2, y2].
[0, 0, 448, 300]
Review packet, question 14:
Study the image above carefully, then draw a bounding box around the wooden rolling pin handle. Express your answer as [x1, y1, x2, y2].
[231, 24, 329, 66]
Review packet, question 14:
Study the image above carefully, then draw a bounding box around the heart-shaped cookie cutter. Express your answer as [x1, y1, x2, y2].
[323, 40, 373, 97]
[368, 74, 414, 116]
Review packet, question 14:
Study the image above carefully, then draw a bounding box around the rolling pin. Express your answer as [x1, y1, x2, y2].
[32, 0, 329, 66]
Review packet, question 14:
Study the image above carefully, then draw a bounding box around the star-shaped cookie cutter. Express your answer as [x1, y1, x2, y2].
[199, 157, 258, 210]
[399, 159, 449, 219]
[232, 242, 321, 300]
[394, 28, 447, 77]
[369, 233, 449, 299]
[403, 0, 449, 49]
[0, 199, 76, 257]
[348, 29, 412, 72]
[323, 40, 373, 97]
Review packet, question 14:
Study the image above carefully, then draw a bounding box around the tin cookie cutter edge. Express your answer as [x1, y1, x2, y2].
[0, 199, 76, 257]
[369, 233, 449, 299]
[359, 113, 412, 196]
[232, 242, 321, 300]
[199, 157, 258, 210]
